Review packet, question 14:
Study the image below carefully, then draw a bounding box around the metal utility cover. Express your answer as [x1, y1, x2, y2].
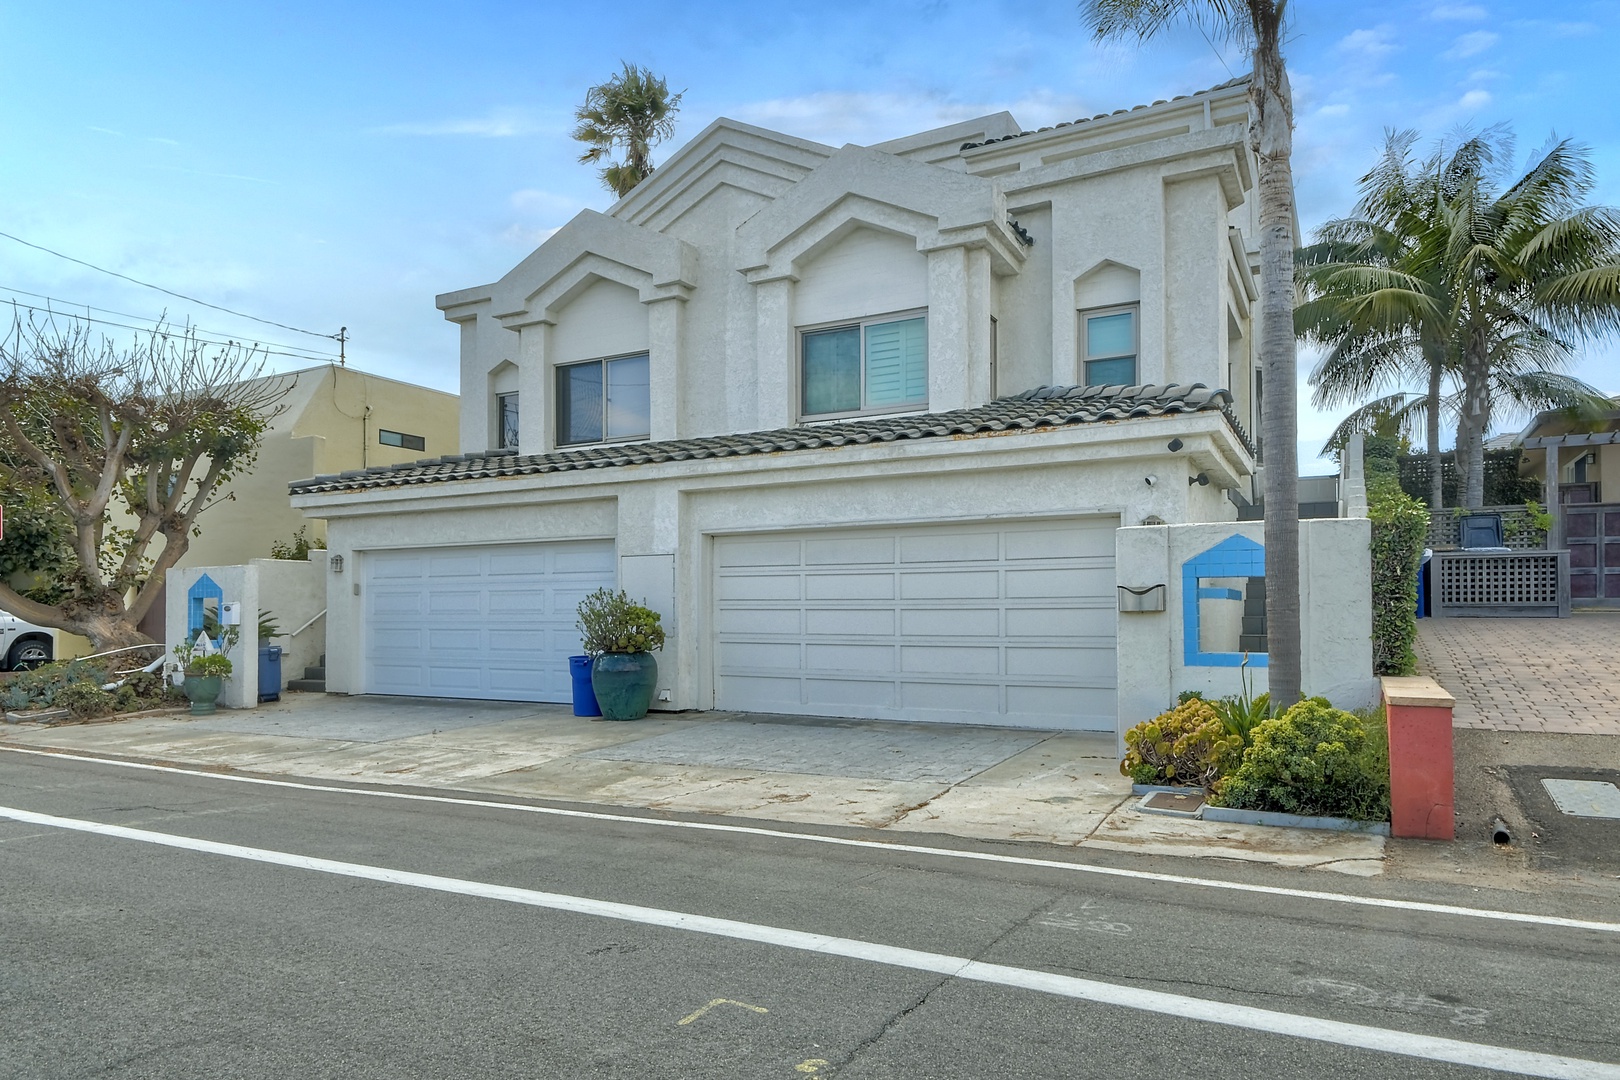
[1540, 779, 1620, 819]
[1139, 790, 1206, 817]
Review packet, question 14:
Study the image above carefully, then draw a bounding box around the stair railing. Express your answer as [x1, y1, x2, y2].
[290, 609, 326, 638]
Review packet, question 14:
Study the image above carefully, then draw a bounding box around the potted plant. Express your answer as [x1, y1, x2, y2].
[173, 630, 237, 716]
[576, 588, 665, 720]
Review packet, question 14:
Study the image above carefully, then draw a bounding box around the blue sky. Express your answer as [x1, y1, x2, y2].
[4, 0, 1616, 472]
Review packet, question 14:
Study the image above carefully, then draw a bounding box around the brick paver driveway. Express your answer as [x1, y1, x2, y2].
[1416, 612, 1620, 734]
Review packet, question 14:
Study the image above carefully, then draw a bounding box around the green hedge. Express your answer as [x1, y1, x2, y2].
[1212, 699, 1390, 821]
[1368, 479, 1429, 676]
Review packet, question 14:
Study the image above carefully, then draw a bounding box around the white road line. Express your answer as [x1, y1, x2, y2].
[3, 745, 1617, 935]
[1, 802, 1613, 1080]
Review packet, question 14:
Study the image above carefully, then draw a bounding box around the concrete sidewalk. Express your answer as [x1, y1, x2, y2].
[0, 693, 1386, 875]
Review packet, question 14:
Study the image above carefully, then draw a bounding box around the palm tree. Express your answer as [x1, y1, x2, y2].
[1299, 129, 1620, 508]
[571, 63, 684, 199]
[1082, 0, 1303, 707]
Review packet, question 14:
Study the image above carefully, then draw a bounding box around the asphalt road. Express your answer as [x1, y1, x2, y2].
[2, 748, 1617, 1079]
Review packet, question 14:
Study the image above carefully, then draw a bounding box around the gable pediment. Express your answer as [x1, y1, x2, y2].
[735, 145, 1025, 281]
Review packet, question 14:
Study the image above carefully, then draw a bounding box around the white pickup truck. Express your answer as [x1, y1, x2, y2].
[0, 610, 55, 670]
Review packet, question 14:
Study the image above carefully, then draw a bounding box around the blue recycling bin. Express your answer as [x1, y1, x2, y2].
[258, 645, 283, 703]
[569, 655, 601, 717]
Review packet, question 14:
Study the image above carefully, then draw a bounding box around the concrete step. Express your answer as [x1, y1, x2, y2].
[302, 666, 326, 681]
[286, 679, 327, 693]
[1239, 634, 1269, 654]
[1242, 615, 1267, 635]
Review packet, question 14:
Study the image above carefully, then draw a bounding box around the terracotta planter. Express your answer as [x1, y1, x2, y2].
[182, 674, 223, 716]
[590, 652, 657, 721]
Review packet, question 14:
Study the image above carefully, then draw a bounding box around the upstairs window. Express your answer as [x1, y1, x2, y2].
[496, 392, 520, 451]
[556, 353, 651, 447]
[1082, 305, 1138, 386]
[801, 312, 927, 419]
[378, 429, 426, 452]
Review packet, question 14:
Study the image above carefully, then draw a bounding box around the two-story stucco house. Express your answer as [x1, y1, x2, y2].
[290, 77, 1273, 731]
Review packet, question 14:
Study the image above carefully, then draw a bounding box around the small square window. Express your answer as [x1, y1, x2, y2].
[556, 353, 651, 447]
[378, 429, 426, 452]
[1081, 306, 1138, 386]
[497, 392, 520, 451]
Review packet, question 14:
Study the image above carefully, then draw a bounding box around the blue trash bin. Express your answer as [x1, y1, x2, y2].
[258, 645, 283, 703]
[569, 655, 601, 717]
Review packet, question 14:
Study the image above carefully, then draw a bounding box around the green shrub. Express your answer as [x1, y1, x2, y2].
[187, 654, 233, 678]
[576, 588, 666, 656]
[54, 681, 114, 718]
[1120, 698, 1243, 788]
[1368, 480, 1428, 676]
[1212, 698, 1391, 821]
[0, 659, 112, 712]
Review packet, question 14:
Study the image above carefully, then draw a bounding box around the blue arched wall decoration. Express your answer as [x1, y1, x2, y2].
[186, 574, 224, 639]
[1182, 534, 1269, 668]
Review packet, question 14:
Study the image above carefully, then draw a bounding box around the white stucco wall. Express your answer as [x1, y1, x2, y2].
[793, 226, 928, 328]
[1114, 517, 1376, 743]
[550, 278, 650, 363]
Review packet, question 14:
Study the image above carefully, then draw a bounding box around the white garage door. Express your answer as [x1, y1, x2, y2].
[364, 541, 615, 702]
[713, 518, 1117, 729]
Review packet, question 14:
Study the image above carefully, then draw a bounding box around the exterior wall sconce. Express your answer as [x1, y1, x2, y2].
[1189, 472, 1210, 486]
[330, 554, 344, 573]
[1118, 584, 1167, 612]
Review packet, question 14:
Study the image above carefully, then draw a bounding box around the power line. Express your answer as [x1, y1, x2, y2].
[0, 229, 343, 342]
[0, 284, 343, 360]
[2, 299, 345, 365]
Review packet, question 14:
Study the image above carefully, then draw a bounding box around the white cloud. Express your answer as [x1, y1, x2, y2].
[372, 111, 546, 138]
[1554, 21, 1599, 36]
[1315, 103, 1352, 119]
[1456, 88, 1493, 110]
[509, 189, 582, 217]
[1337, 27, 1397, 58]
[1429, 3, 1486, 20]
[1443, 30, 1499, 59]
[728, 89, 1095, 148]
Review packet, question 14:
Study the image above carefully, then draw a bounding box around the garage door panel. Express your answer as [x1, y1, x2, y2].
[899, 531, 999, 563]
[716, 607, 802, 635]
[365, 540, 615, 703]
[901, 608, 1000, 636]
[900, 570, 998, 600]
[804, 536, 894, 565]
[714, 518, 1116, 730]
[718, 574, 802, 601]
[902, 681, 1000, 713]
[720, 539, 802, 567]
[806, 678, 896, 708]
[900, 644, 1000, 674]
[806, 573, 894, 601]
[807, 608, 894, 636]
[805, 642, 895, 673]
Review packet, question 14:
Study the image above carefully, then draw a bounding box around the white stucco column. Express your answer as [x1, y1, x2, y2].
[646, 296, 685, 442]
[963, 247, 994, 405]
[1161, 176, 1224, 386]
[616, 484, 683, 711]
[926, 247, 971, 412]
[514, 322, 550, 454]
[754, 277, 795, 429]
[455, 317, 490, 454]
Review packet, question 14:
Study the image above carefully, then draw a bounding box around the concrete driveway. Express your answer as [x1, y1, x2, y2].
[0, 693, 1386, 874]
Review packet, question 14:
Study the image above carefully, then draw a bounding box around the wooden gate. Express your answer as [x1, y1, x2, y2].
[1565, 502, 1620, 608]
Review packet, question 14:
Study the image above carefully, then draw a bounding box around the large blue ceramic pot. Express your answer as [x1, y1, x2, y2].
[590, 652, 658, 720]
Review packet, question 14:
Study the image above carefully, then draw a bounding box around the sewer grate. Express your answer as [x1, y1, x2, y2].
[1138, 790, 1206, 817]
[1540, 779, 1620, 819]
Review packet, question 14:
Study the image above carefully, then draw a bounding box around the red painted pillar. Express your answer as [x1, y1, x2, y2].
[1381, 677, 1456, 841]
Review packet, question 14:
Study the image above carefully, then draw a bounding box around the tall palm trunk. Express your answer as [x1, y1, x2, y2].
[1254, 46, 1302, 707]
[1457, 341, 1490, 508]
[1425, 358, 1444, 511]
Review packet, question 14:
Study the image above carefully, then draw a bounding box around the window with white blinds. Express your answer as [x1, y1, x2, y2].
[800, 312, 927, 419]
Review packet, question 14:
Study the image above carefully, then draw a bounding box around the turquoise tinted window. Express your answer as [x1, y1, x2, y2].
[802, 326, 861, 415]
[1085, 356, 1137, 385]
[863, 317, 928, 407]
[1087, 311, 1134, 357]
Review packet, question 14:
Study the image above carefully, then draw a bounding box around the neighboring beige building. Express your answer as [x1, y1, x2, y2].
[179, 364, 459, 568]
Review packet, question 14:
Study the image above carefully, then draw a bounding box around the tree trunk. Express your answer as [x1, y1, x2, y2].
[0, 582, 155, 654]
[1253, 47, 1303, 709]
[1426, 362, 1444, 511]
[1457, 346, 1489, 509]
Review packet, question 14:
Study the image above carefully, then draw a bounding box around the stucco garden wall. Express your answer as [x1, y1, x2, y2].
[1114, 518, 1376, 744]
